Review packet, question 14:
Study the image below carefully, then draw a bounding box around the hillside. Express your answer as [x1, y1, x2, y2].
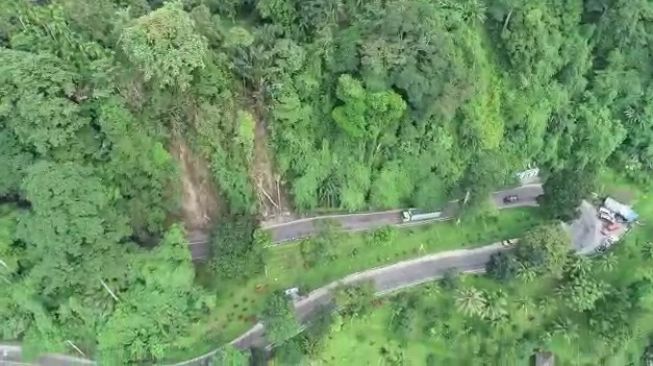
[1, 0, 653, 364]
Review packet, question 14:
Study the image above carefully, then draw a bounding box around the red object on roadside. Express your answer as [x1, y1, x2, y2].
[606, 223, 620, 231]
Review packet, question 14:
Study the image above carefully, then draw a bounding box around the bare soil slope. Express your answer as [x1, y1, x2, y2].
[171, 138, 220, 242]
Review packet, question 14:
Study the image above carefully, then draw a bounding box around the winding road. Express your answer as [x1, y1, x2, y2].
[190, 184, 543, 259]
[0, 243, 509, 366]
[0, 184, 542, 365]
[229, 243, 508, 350]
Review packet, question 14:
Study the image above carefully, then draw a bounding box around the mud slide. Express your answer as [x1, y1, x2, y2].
[170, 138, 220, 257]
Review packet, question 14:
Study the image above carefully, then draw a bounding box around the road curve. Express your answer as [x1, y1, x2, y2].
[230, 243, 508, 349]
[0, 242, 510, 366]
[1, 185, 542, 364]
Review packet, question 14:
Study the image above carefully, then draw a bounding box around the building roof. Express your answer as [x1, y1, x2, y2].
[535, 352, 555, 366]
[604, 197, 638, 222]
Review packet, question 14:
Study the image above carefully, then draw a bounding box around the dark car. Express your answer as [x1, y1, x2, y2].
[503, 195, 519, 204]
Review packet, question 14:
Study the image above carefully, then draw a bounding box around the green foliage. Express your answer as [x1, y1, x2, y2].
[514, 223, 571, 275]
[387, 294, 419, 344]
[486, 251, 520, 282]
[5, 0, 653, 363]
[556, 255, 608, 312]
[212, 345, 250, 366]
[334, 282, 376, 319]
[332, 74, 406, 140]
[0, 49, 87, 154]
[261, 290, 300, 344]
[0, 205, 19, 280]
[540, 167, 597, 221]
[236, 110, 256, 162]
[455, 287, 487, 317]
[298, 305, 335, 357]
[98, 225, 213, 363]
[18, 161, 131, 272]
[97, 98, 176, 237]
[0, 131, 33, 197]
[120, 1, 207, 90]
[211, 216, 264, 281]
[274, 337, 304, 365]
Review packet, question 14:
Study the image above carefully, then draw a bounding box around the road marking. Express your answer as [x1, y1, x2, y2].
[187, 241, 208, 245]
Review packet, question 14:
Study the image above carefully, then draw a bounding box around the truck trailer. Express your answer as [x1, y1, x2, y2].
[402, 208, 442, 222]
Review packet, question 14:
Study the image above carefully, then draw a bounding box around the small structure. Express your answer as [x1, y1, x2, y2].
[535, 351, 555, 366]
[603, 197, 638, 223]
[516, 167, 540, 185]
[284, 287, 300, 301]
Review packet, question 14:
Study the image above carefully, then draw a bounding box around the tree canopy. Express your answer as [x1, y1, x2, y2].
[2, 0, 653, 364]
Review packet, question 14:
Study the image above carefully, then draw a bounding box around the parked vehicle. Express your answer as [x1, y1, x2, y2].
[599, 207, 616, 223]
[402, 208, 442, 222]
[503, 195, 519, 204]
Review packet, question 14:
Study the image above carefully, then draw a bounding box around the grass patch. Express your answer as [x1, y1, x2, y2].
[166, 207, 541, 361]
[265, 207, 541, 290]
[313, 174, 653, 365]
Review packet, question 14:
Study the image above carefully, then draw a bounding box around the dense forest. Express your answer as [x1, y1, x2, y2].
[1, 0, 653, 364]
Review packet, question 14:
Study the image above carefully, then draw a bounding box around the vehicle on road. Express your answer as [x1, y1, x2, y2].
[402, 208, 442, 222]
[503, 195, 519, 204]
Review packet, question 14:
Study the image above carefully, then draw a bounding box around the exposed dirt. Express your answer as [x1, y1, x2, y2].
[251, 116, 294, 224]
[170, 138, 220, 236]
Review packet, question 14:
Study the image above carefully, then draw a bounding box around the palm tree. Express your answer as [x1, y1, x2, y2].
[552, 317, 578, 344]
[455, 287, 487, 317]
[642, 242, 653, 260]
[597, 253, 617, 272]
[517, 263, 536, 283]
[567, 255, 591, 277]
[537, 296, 553, 316]
[461, 0, 488, 24]
[515, 296, 533, 318]
[484, 290, 509, 321]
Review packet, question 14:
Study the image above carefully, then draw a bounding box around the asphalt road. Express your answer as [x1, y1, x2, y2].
[189, 183, 542, 260]
[263, 184, 543, 244]
[491, 184, 543, 209]
[0, 242, 515, 365]
[187, 230, 210, 260]
[0, 184, 542, 364]
[264, 209, 404, 243]
[230, 243, 508, 349]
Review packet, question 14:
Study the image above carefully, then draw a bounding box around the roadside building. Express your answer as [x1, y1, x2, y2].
[603, 197, 638, 223]
[534, 351, 555, 366]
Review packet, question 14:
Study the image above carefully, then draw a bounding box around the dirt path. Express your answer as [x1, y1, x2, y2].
[170, 138, 220, 243]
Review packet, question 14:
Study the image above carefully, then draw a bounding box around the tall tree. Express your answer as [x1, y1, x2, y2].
[539, 166, 597, 221]
[455, 287, 487, 317]
[261, 290, 300, 344]
[0, 49, 88, 154]
[514, 223, 571, 275]
[98, 225, 212, 363]
[120, 1, 208, 90]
